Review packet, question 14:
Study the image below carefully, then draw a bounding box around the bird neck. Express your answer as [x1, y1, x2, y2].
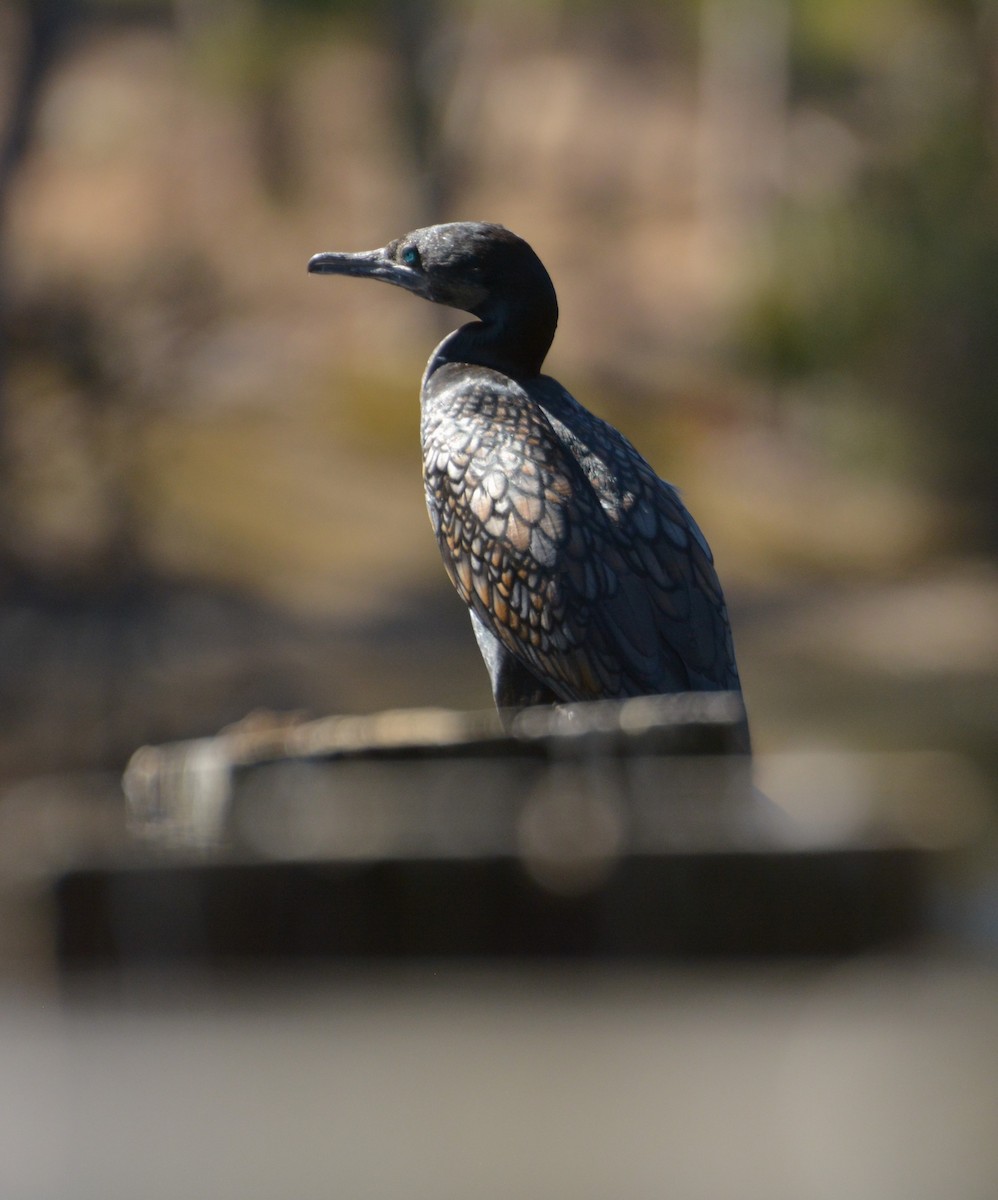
[427, 300, 557, 382]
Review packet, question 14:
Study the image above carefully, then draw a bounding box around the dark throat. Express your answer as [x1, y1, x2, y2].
[429, 290, 558, 382]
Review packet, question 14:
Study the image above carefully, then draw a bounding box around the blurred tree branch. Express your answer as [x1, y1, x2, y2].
[0, 1, 80, 500]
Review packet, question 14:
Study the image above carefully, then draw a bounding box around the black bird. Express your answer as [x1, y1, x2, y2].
[308, 222, 746, 737]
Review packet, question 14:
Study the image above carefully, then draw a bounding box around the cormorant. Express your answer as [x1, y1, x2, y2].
[308, 222, 747, 740]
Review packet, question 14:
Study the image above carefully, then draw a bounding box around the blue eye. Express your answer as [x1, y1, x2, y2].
[401, 245, 421, 268]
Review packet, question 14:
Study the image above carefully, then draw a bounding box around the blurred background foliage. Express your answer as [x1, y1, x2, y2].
[0, 0, 996, 785]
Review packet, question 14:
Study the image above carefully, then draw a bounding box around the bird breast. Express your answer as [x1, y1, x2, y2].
[421, 368, 573, 577]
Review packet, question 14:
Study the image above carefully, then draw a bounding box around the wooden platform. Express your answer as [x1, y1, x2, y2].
[53, 694, 963, 968]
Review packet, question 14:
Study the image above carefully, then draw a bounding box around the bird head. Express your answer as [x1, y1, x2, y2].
[308, 222, 556, 325]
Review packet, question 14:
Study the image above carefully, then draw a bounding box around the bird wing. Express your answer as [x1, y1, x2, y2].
[422, 365, 738, 701]
[534, 377, 741, 693]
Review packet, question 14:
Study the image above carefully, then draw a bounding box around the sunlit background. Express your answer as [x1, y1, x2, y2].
[1, 0, 997, 779]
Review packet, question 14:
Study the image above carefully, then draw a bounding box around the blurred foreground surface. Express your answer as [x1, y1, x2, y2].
[2, 703, 997, 1198]
[2, 959, 997, 1200]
